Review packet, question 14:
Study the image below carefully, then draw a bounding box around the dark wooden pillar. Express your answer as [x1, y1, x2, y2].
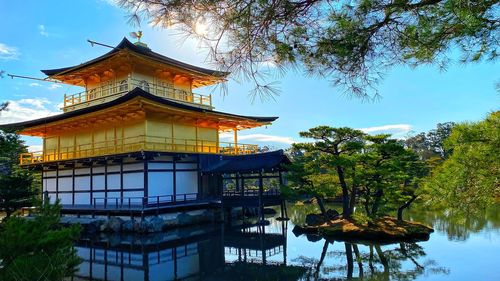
[120, 160, 124, 203]
[104, 160, 108, 205]
[173, 157, 177, 202]
[71, 162, 76, 206]
[143, 159, 148, 199]
[259, 170, 264, 222]
[90, 161, 94, 205]
[55, 164, 59, 202]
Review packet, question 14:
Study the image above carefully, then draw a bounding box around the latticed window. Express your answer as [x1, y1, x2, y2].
[101, 82, 110, 96]
[140, 80, 150, 93]
[87, 88, 96, 101]
[119, 80, 128, 92]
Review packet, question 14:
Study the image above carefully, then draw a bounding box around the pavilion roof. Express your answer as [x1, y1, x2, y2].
[41, 38, 228, 87]
[0, 88, 278, 136]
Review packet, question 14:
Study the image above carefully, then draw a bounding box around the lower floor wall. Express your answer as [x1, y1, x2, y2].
[42, 154, 217, 206]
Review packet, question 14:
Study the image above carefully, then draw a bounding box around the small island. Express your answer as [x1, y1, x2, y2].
[294, 213, 433, 242]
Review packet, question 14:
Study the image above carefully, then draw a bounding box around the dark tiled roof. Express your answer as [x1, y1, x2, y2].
[0, 87, 278, 130]
[41, 38, 228, 77]
[200, 150, 290, 174]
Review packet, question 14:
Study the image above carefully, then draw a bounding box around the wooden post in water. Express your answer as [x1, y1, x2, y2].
[259, 170, 264, 223]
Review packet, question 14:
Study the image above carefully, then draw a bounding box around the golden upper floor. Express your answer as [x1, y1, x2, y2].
[62, 75, 213, 112]
[42, 38, 227, 112]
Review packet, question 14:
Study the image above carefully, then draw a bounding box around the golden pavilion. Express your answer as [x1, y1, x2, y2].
[4, 38, 288, 219]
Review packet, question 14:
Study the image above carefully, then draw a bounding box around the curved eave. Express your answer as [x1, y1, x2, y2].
[41, 38, 229, 78]
[0, 87, 278, 131]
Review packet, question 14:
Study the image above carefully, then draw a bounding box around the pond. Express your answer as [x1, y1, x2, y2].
[70, 203, 500, 280]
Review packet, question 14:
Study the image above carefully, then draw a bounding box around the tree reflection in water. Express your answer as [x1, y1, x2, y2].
[405, 204, 500, 241]
[294, 239, 449, 280]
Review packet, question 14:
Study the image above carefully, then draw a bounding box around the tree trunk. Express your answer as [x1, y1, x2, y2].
[371, 188, 383, 216]
[345, 243, 354, 279]
[400, 243, 424, 269]
[375, 244, 389, 277]
[315, 195, 327, 216]
[397, 195, 418, 221]
[336, 166, 351, 219]
[314, 240, 330, 279]
[352, 244, 363, 278]
[349, 184, 357, 216]
[364, 193, 371, 217]
[368, 245, 375, 274]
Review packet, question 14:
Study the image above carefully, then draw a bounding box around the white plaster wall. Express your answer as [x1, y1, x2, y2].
[107, 174, 121, 190]
[43, 165, 150, 206]
[58, 178, 73, 192]
[58, 193, 72, 205]
[148, 172, 174, 196]
[92, 175, 105, 189]
[75, 193, 90, 205]
[93, 192, 105, 200]
[176, 171, 198, 195]
[124, 172, 144, 189]
[123, 191, 144, 204]
[45, 178, 56, 192]
[107, 192, 120, 199]
[75, 176, 90, 191]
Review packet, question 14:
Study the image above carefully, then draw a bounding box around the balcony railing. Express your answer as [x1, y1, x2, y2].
[63, 77, 212, 111]
[20, 135, 259, 165]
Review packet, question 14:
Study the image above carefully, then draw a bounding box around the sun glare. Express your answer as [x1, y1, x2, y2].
[194, 20, 208, 35]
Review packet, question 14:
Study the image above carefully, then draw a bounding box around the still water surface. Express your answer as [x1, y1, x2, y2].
[71, 203, 500, 280]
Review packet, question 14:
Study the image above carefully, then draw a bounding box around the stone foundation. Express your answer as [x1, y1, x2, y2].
[60, 208, 222, 234]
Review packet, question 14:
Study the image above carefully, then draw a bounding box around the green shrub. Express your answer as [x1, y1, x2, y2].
[0, 201, 81, 281]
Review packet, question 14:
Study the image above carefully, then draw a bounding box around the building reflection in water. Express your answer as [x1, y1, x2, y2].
[71, 218, 447, 280]
[71, 220, 304, 281]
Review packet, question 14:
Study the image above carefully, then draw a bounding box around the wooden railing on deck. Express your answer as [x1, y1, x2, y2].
[63, 77, 212, 111]
[20, 135, 259, 165]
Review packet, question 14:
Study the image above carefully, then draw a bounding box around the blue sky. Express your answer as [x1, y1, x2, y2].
[0, 0, 498, 151]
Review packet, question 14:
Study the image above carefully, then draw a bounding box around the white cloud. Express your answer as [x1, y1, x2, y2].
[0, 43, 20, 60]
[220, 132, 295, 145]
[0, 98, 61, 124]
[29, 82, 42, 87]
[359, 124, 412, 138]
[38, 25, 49, 37]
[28, 145, 43, 152]
[99, 0, 118, 6]
[17, 98, 50, 109]
[47, 84, 62, 90]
